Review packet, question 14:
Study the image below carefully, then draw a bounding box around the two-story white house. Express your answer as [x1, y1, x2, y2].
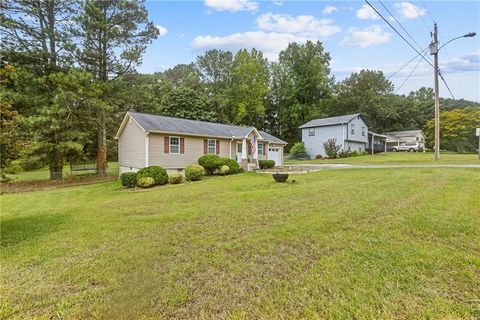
[299, 113, 369, 158]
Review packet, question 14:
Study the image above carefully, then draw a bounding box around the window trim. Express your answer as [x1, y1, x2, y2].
[169, 136, 180, 154]
[258, 142, 264, 155]
[207, 139, 217, 154]
[308, 128, 315, 136]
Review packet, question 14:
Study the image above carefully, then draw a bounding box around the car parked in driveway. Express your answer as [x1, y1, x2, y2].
[391, 143, 424, 152]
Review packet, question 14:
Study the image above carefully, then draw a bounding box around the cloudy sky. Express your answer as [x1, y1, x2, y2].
[141, 0, 480, 101]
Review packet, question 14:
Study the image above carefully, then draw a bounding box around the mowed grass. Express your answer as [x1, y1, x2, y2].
[286, 152, 480, 165]
[1, 169, 480, 319]
[7, 162, 119, 182]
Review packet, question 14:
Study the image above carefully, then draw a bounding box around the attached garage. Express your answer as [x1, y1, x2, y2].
[267, 145, 283, 166]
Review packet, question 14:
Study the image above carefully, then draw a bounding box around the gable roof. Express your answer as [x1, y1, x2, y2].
[116, 112, 287, 144]
[383, 130, 425, 137]
[299, 113, 367, 129]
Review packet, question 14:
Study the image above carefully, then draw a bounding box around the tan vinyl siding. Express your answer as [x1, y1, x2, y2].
[118, 118, 145, 169]
[149, 134, 233, 168]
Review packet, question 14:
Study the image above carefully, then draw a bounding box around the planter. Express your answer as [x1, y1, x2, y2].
[272, 173, 289, 183]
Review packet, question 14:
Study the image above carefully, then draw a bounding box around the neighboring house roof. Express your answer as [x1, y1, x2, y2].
[368, 131, 389, 138]
[299, 113, 367, 129]
[116, 112, 287, 144]
[383, 130, 425, 137]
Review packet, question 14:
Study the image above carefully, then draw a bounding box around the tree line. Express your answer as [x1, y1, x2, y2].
[1, 0, 479, 180]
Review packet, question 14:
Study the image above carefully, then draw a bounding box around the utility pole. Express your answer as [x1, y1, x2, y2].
[430, 23, 440, 160]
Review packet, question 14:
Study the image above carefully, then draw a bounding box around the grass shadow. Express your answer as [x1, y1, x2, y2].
[1, 213, 70, 248]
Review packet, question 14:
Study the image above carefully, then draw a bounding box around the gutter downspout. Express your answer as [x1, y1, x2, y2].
[145, 132, 150, 167]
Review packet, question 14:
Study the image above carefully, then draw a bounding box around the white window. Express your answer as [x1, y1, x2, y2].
[208, 139, 216, 154]
[308, 128, 315, 136]
[169, 136, 180, 154]
[362, 127, 365, 136]
[258, 143, 263, 155]
[351, 124, 355, 134]
[237, 143, 242, 153]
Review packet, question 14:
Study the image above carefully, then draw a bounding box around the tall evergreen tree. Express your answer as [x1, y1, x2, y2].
[1, 0, 81, 179]
[74, 0, 159, 176]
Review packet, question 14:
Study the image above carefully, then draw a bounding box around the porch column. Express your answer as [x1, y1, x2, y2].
[253, 140, 258, 160]
[371, 133, 374, 155]
[241, 138, 248, 171]
[242, 138, 247, 159]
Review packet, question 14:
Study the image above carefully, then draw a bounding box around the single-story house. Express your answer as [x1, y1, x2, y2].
[115, 112, 287, 174]
[383, 130, 426, 150]
[299, 113, 370, 158]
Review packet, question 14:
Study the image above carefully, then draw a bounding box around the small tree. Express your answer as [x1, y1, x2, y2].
[323, 139, 342, 158]
[289, 142, 309, 160]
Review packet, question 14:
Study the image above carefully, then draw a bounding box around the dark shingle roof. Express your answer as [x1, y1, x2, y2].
[127, 112, 287, 144]
[299, 113, 363, 129]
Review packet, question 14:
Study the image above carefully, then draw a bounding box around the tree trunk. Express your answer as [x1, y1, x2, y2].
[49, 149, 63, 180]
[96, 109, 107, 177]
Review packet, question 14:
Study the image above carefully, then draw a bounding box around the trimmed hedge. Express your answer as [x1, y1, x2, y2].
[221, 158, 240, 175]
[169, 172, 183, 184]
[198, 154, 223, 175]
[185, 165, 204, 181]
[120, 172, 137, 188]
[136, 166, 168, 185]
[137, 177, 155, 188]
[259, 160, 275, 169]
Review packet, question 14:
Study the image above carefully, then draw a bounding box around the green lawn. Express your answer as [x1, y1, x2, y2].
[286, 152, 480, 165]
[6, 162, 119, 182]
[1, 169, 479, 319]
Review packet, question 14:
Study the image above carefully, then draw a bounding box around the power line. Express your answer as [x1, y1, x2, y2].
[409, 0, 430, 30]
[364, 0, 455, 99]
[395, 55, 423, 93]
[364, 0, 434, 69]
[388, 46, 428, 79]
[378, 0, 427, 56]
[439, 71, 455, 99]
[419, 0, 436, 23]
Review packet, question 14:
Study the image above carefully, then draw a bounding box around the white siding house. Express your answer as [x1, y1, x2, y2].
[300, 114, 369, 158]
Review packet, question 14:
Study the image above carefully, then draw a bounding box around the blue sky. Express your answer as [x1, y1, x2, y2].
[139, 1, 480, 101]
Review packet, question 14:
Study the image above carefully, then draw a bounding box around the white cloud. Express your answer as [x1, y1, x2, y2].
[440, 52, 480, 73]
[340, 25, 392, 48]
[156, 25, 168, 37]
[192, 31, 312, 60]
[272, 0, 283, 6]
[323, 5, 337, 15]
[356, 4, 380, 20]
[204, 0, 259, 12]
[256, 13, 341, 37]
[394, 2, 426, 19]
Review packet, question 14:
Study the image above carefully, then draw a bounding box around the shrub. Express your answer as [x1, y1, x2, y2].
[185, 165, 204, 181]
[338, 149, 351, 158]
[198, 154, 223, 175]
[350, 151, 359, 157]
[289, 142, 308, 160]
[323, 139, 342, 159]
[221, 158, 240, 175]
[137, 166, 168, 185]
[120, 172, 137, 188]
[219, 165, 230, 175]
[315, 155, 323, 159]
[259, 160, 275, 169]
[169, 172, 183, 184]
[137, 177, 155, 188]
[21, 156, 45, 171]
[4, 160, 22, 174]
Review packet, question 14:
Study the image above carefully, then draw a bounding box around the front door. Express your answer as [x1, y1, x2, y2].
[236, 142, 242, 163]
